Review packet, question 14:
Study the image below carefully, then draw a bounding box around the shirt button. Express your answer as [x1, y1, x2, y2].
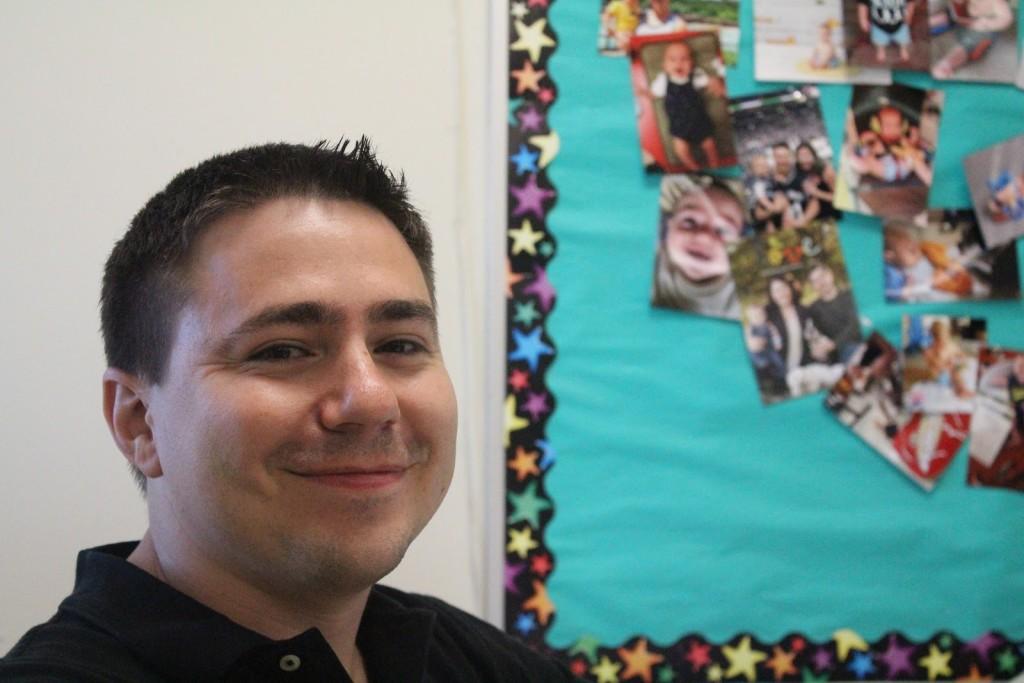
[279, 654, 302, 672]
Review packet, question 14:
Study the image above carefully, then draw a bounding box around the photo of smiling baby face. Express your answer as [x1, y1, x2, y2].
[663, 184, 745, 281]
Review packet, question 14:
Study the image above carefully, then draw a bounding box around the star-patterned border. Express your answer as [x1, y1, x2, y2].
[502, 2, 1024, 681]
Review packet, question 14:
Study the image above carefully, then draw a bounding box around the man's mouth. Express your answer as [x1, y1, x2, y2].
[289, 465, 412, 490]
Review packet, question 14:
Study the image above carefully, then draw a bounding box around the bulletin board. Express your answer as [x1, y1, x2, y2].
[504, 1, 1024, 681]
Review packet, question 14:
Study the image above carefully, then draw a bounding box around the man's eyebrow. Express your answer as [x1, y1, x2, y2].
[368, 299, 438, 333]
[224, 301, 343, 340]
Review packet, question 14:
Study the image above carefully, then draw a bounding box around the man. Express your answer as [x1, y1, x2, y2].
[0, 140, 578, 682]
[806, 263, 861, 365]
[769, 142, 820, 229]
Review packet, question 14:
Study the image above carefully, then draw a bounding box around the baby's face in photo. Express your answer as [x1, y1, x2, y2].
[892, 237, 923, 267]
[749, 155, 770, 178]
[665, 187, 743, 282]
[663, 42, 694, 80]
[746, 304, 766, 325]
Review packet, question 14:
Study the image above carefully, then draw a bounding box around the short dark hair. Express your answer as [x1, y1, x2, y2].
[101, 138, 434, 491]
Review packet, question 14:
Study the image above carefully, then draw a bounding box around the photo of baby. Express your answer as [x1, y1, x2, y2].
[599, 0, 741, 63]
[754, 0, 892, 84]
[825, 332, 961, 490]
[730, 221, 861, 404]
[651, 174, 748, 320]
[630, 30, 736, 173]
[969, 347, 1024, 492]
[929, 0, 1019, 82]
[835, 84, 943, 218]
[730, 88, 841, 233]
[901, 314, 986, 413]
[963, 132, 1024, 248]
[883, 209, 1021, 303]
[843, 0, 931, 70]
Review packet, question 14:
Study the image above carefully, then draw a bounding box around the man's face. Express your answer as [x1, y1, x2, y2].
[651, 0, 672, 20]
[772, 146, 793, 176]
[143, 197, 457, 596]
[809, 266, 837, 299]
[664, 186, 743, 282]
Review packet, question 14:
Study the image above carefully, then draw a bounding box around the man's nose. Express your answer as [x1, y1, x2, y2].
[317, 345, 401, 432]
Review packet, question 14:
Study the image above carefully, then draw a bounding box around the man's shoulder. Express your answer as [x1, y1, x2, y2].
[1, 615, 158, 683]
[372, 585, 580, 682]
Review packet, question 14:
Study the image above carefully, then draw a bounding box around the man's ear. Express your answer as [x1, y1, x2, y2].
[103, 368, 163, 479]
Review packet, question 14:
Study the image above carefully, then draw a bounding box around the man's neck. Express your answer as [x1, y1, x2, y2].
[128, 531, 370, 682]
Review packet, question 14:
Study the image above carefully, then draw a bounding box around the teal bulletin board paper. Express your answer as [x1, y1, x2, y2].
[542, 0, 1024, 648]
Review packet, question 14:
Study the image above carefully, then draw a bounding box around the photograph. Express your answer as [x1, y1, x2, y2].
[753, 0, 892, 83]
[963, 132, 1024, 248]
[730, 221, 861, 404]
[883, 209, 1021, 303]
[599, 0, 740, 63]
[730, 87, 841, 234]
[969, 346, 1024, 492]
[826, 332, 964, 489]
[651, 173, 750, 320]
[835, 83, 943, 218]
[928, 0, 1019, 82]
[630, 30, 736, 173]
[842, 0, 932, 70]
[901, 314, 986, 413]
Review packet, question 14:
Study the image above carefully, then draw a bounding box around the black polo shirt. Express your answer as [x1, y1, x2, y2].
[0, 543, 578, 682]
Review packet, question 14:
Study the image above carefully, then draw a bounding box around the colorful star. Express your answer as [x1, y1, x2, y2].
[569, 634, 601, 664]
[811, 647, 833, 672]
[510, 1, 529, 19]
[508, 368, 530, 392]
[507, 480, 553, 528]
[508, 326, 554, 372]
[619, 638, 665, 683]
[957, 664, 992, 682]
[656, 664, 677, 683]
[722, 636, 767, 683]
[847, 651, 876, 680]
[523, 264, 556, 311]
[833, 630, 869, 662]
[963, 632, 1002, 666]
[510, 60, 545, 94]
[503, 394, 529, 449]
[510, 174, 555, 219]
[510, 143, 539, 175]
[529, 552, 553, 578]
[517, 105, 545, 132]
[505, 258, 525, 298]
[504, 561, 526, 593]
[513, 300, 541, 326]
[510, 19, 556, 63]
[684, 640, 711, 671]
[878, 635, 915, 678]
[514, 611, 536, 635]
[765, 646, 797, 681]
[538, 86, 555, 103]
[509, 218, 545, 255]
[522, 391, 550, 420]
[706, 663, 724, 682]
[506, 525, 538, 559]
[522, 579, 555, 625]
[508, 446, 540, 481]
[995, 646, 1019, 674]
[536, 438, 557, 469]
[591, 655, 623, 683]
[919, 644, 953, 681]
[528, 131, 559, 169]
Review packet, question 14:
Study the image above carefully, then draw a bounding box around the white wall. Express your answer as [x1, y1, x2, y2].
[0, 1, 502, 651]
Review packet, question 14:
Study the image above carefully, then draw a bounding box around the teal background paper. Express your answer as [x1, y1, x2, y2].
[543, 0, 1024, 646]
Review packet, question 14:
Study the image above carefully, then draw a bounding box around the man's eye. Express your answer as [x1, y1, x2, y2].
[377, 339, 427, 355]
[248, 345, 310, 362]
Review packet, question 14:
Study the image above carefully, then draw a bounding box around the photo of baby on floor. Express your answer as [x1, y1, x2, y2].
[630, 30, 736, 173]
[883, 209, 1021, 303]
[651, 174, 749, 320]
[964, 132, 1024, 248]
[730, 87, 841, 233]
[825, 332, 965, 489]
[969, 347, 1024, 492]
[598, 0, 740, 64]
[901, 314, 986, 413]
[730, 221, 861, 404]
[928, 0, 1019, 82]
[843, 0, 932, 70]
[835, 84, 943, 218]
[754, 0, 892, 83]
